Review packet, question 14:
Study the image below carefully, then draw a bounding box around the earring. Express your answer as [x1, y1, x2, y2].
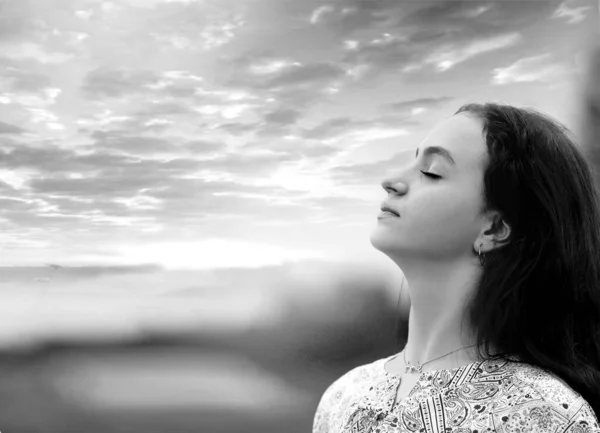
[479, 243, 485, 266]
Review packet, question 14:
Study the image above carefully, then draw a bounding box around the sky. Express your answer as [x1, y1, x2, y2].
[0, 0, 597, 269]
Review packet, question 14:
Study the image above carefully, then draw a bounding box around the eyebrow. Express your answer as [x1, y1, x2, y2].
[415, 145, 456, 166]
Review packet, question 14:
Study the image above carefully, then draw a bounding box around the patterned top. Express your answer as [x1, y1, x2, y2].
[313, 353, 600, 433]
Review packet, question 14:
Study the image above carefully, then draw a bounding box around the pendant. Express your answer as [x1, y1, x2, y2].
[405, 362, 423, 374]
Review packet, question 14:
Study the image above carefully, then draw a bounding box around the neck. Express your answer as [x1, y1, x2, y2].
[397, 256, 484, 370]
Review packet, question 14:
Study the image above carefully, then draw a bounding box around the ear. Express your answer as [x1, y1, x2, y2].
[475, 211, 511, 251]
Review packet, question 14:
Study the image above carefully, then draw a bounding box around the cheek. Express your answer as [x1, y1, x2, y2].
[411, 190, 480, 229]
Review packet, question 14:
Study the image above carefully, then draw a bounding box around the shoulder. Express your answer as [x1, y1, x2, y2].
[501, 361, 600, 432]
[317, 356, 387, 407]
[312, 356, 390, 433]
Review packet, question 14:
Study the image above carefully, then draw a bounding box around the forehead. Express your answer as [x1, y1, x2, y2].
[422, 113, 488, 169]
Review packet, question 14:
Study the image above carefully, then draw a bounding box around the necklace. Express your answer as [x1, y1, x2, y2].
[403, 343, 480, 374]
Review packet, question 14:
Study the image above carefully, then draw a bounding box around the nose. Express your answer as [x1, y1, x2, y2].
[381, 177, 404, 195]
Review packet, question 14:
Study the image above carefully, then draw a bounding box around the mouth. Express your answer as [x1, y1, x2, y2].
[380, 206, 400, 217]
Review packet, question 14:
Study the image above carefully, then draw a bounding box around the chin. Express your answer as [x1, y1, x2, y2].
[369, 229, 392, 253]
[370, 228, 412, 259]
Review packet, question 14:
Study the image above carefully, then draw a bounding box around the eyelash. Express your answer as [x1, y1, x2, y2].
[420, 170, 442, 180]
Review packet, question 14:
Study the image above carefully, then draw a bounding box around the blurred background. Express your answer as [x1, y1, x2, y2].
[0, 261, 408, 432]
[0, 0, 597, 431]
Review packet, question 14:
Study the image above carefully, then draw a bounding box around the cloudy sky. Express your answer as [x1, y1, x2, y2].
[0, 0, 597, 269]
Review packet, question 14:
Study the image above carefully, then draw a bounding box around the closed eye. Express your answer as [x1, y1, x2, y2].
[420, 171, 442, 180]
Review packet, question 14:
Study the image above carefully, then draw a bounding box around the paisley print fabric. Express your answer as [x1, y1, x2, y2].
[313, 354, 600, 433]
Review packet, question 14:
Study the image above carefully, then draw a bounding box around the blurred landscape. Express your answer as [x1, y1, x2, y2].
[0, 259, 409, 432]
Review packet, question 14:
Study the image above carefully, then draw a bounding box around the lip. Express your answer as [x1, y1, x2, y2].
[380, 204, 400, 217]
[378, 210, 400, 219]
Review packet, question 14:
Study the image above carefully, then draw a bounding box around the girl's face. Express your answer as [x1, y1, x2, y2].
[370, 113, 490, 263]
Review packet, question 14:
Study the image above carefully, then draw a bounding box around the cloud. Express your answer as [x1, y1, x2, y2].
[218, 54, 347, 117]
[211, 106, 301, 140]
[0, 69, 61, 126]
[330, 151, 412, 185]
[386, 1, 558, 33]
[46, 28, 90, 49]
[27, 107, 64, 130]
[387, 97, 454, 114]
[315, 1, 405, 36]
[194, 102, 256, 120]
[135, 102, 196, 118]
[67, 152, 144, 173]
[106, 178, 323, 227]
[0, 144, 201, 180]
[334, 1, 561, 77]
[200, 16, 245, 50]
[44, 197, 124, 216]
[121, 0, 204, 8]
[162, 71, 203, 82]
[28, 158, 205, 199]
[76, 68, 271, 148]
[301, 195, 375, 222]
[242, 137, 340, 160]
[301, 117, 354, 140]
[199, 151, 299, 176]
[76, 102, 200, 138]
[81, 68, 163, 99]
[0, 197, 37, 211]
[491, 54, 571, 85]
[76, 110, 133, 129]
[0, 0, 591, 265]
[153, 194, 314, 226]
[300, 115, 417, 142]
[184, 140, 225, 155]
[309, 5, 335, 24]
[147, 80, 204, 99]
[75, 9, 94, 20]
[8, 176, 301, 231]
[248, 58, 301, 75]
[225, 54, 346, 96]
[0, 42, 74, 64]
[151, 179, 298, 201]
[0, 121, 27, 135]
[0, 141, 304, 226]
[550, 1, 592, 24]
[0, 0, 40, 42]
[0, 178, 17, 192]
[0, 67, 51, 93]
[424, 32, 521, 72]
[344, 30, 522, 75]
[266, 63, 344, 89]
[151, 33, 194, 50]
[0, 145, 81, 173]
[5, 88, 62, 108]
[79, 68, 259, 133]
[89, 131, 176, 154]
[215, 122, 259, 135]
[453, 4, 494, 19]
[263, 108, 302, 126]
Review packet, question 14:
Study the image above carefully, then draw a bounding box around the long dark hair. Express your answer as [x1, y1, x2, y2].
[439, 103, 600, 419]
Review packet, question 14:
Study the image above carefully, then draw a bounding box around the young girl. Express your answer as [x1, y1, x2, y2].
[312, 47, 600, 433]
